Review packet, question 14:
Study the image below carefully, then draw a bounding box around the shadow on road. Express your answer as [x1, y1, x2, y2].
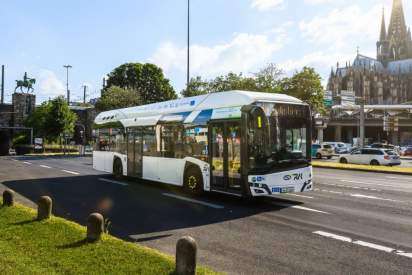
[3, 175, 304, 242]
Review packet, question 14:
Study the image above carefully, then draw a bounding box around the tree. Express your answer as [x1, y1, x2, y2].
[105, 63, 177, 104]
[279, 67, 325, 114]
[181, 64, 284, 97]
[25, 101, 51, 138]
[181, 76, 209, 97]
[25, 96, 77, 142]
[95, 86, 141, 112]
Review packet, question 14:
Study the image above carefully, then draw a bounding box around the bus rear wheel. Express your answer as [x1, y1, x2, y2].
[184, 166, 204, 196]
[113, 158, 123, 179]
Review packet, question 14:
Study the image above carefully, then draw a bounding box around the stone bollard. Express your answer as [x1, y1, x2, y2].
[37, 196, 52, 220]
[87, 213, 104, 242]
[3, 189, 15, 207]
[176, 236, 197, 275]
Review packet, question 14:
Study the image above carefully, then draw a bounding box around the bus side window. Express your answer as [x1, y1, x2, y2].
[184, 126, 208, 162]
[142, 126, 158, 157]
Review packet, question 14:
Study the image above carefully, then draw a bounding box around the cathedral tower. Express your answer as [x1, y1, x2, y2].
[377, 0, 412, 63]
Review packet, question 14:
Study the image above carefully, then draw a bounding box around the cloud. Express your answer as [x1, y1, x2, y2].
[303, 0, 337, 5]
[299, 3, 386, 49]
[251, 0, 284, 11]
[150, 29, 289, 79]
[37, 69, 65, 100]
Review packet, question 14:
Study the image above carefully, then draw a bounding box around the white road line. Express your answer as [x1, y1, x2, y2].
[313, 231, 352, 242]
[319, 182, 381, 192]
[23, 161, 32, 165]
[12, 159, 19, 162]
[313, 230, 412, 259]
[162, 193, 224, 209]
[61, 170, 80, 175]
[274, 202, 329, 214]
[396, 252, 412, 258]
[98, 178, 128, 186]
[386, 176, 409, 180]
[40, 165, 52, 169]
[284, 193, 314, 199]
[340, 180, 391, 187]
[353, 240, 394, 253]
[349, 194, 403, 203]
[327, 190, 343, 194]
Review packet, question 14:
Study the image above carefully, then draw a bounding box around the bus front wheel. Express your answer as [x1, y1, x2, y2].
[184, 166, 204, 196]
[113, 158, 123, 179]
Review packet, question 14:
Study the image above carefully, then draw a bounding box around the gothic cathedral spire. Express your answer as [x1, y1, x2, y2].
[378, 0, 412, 63]
[380, 8, 387, 41]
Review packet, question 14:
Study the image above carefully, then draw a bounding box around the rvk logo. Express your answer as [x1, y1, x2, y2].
[283, 173, 303, 181]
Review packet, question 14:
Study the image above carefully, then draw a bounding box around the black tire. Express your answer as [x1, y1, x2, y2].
[184, 166, 204, 196]
[316, 153, 322, 159]
[327, 156, 332, 160]
[113, 158, 123, 179]
[340, 158, 348, 164]
[370, 160, 380, 166]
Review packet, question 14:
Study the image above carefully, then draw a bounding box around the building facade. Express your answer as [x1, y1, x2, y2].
[324, 0, 412, 145]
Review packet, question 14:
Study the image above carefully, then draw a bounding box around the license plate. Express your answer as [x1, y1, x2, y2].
[272, 187, 295, 193]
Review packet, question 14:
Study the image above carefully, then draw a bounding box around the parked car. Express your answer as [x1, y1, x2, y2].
[323, 142, 350, 154]
[401, 147, 412, 156]
[312, 144, 334, 159]
[8, 148, 16, 156]
[339, 148, 401, 166]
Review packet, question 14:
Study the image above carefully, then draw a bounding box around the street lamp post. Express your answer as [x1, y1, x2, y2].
[186, 0, 190, 93]
[63, 65, 72, 104]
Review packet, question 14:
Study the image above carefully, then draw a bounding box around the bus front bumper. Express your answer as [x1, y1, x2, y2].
[248, 166, 313, 197]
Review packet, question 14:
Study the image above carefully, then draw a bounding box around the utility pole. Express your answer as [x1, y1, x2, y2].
[82, 85, 87, 104]
[186, 0, 190, 93]
[1, 65, 4, 104]
[359, 97, 365, 148]
[63, 65, 72, 104]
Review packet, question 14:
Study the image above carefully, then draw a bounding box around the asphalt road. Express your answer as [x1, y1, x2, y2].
[0, 156, 411, 274]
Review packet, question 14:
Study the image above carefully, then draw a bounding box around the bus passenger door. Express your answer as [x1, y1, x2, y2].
[209, 121, 242, 194]
[127, 129, 143, 177]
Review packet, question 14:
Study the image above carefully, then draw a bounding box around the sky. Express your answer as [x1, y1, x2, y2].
[0, 0, 409, 103]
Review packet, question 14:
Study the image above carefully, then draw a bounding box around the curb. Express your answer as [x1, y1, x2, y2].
[313, 164, 412, 176]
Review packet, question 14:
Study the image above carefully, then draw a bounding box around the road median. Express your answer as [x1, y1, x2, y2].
[0, 198, 217, 275]
[312, 161, 412, 176]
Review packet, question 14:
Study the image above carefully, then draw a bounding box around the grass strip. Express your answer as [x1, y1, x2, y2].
[312, 161, 412, 175]
[0, 200, 218, 275]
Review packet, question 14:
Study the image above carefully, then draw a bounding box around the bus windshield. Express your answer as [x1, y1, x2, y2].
[248, 103, 311, 173]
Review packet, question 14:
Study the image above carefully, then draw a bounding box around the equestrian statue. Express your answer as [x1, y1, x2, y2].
[15, 72, 36, 93]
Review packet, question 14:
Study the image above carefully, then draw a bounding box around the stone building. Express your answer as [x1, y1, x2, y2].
[328, 0, 412, 105]
[323, 0, 412, 145]
[0, 93, 36, 155]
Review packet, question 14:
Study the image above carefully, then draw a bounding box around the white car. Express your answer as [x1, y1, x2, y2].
[312, 144, 334, 159]
[8, 148, 16, 156]
[339, 148, 401, 166]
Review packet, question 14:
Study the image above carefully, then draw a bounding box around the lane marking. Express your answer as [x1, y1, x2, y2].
[274, 202, 329, 214]
[61, 170, 80, 175]
[313, 231, 352, 242]
[23, 161, 32, 165]
[284, 193, 314, 199]
[40, 165, 52, 169]
[98, 178, 128, 186]
[162, 193, 224, 209]
[349, 194, 403, 203]
[340, 180, 391, 187]
[386, 176, 410, 180]
[314, 230, 412, 259]
[320, 182, 381, 191]
[12, 159, 19, 162]
[353, 240, 394, 253]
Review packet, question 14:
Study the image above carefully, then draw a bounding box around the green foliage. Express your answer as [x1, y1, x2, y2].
[45, 96, 77, 141]
[105, 63, 177, 105]
[12, 133, 30, 146]
[181, 63, 284, 96]
[279, 67, 325, 114]
[25, 96, 77, 142]
[96, 86, 141, 112]
[182, 64, 324, 114]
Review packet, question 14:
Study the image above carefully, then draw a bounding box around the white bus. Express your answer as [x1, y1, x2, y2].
[93, 90, 313, 198]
